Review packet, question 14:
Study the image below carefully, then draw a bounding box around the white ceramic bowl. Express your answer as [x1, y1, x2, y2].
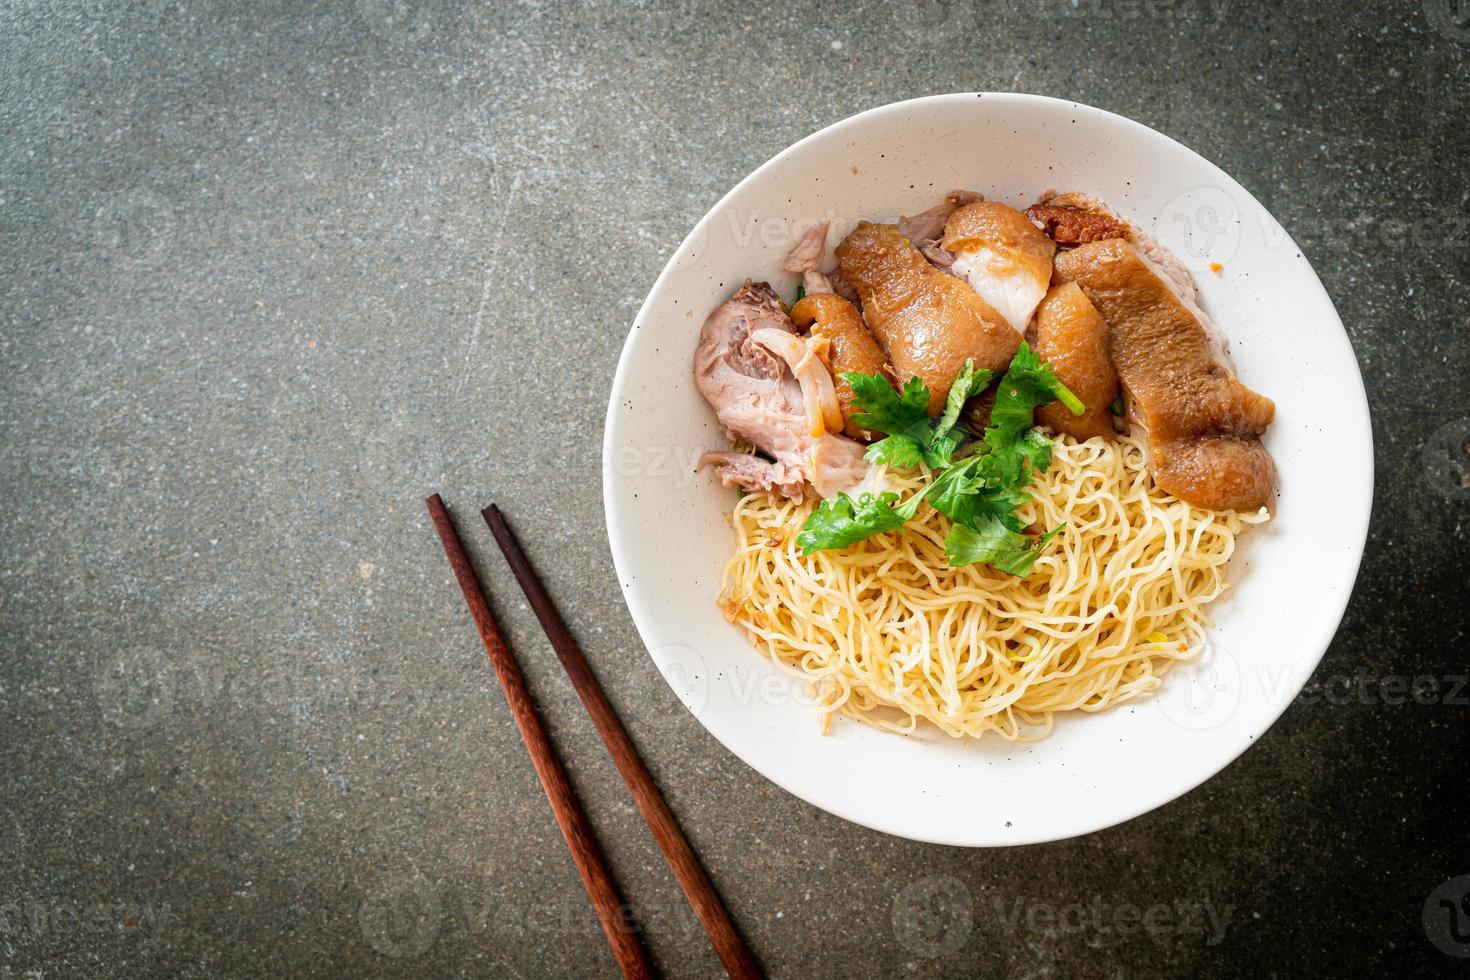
[603, 93, 1371, 846]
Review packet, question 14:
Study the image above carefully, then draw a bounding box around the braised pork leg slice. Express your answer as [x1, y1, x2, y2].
[941, 201, 1056, 336]
[790, 293, 889, 440]
[835, 221, 1019, 416]
[692, 281, 867, 500]
[1032, 282, 1119, 441]
[1053, 239, 1275, 511]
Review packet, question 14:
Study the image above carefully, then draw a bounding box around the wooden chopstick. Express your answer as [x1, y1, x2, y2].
[424, 494, 654, 980]
[482, 504, 763, 980]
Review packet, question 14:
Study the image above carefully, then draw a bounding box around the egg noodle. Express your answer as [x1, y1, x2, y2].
[717, 433, 1269, 740]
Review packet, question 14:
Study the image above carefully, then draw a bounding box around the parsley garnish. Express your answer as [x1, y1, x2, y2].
[845, 360, 991, 469]
[946, 519, 1064, 576]
[798, 344, 1080, 576]
[796, 490, 926, 554]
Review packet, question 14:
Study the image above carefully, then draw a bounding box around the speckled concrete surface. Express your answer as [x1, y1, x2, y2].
[1, 1, 1467, 977]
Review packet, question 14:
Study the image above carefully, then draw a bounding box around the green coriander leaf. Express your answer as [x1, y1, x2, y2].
[843, 371, 967, 469]
[973, 429, 1053, 490]
[944, 517, 1064, 576]
[864, 434, 925, 470]
[844, 371, 934, 467]
[925, 454, 985, 510]
[941, 486, 1032, 530]
[845, 372, 929, 434]
[924, 456, 1030, 531]
[928, 431, 960, 467]
[1110, 394, 1125, 416]
[797, 490, 926, 554]
[1020, 427, 1053, 472]
[792, 284, 806, 306]
[975, 425, 1050, 488]
[990, 343, 1084, 440]
[971, 343, 1076, 487]
[936, 359, 992, 444]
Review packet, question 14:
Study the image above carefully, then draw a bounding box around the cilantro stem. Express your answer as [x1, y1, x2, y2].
[1054, 380, 1085, 416]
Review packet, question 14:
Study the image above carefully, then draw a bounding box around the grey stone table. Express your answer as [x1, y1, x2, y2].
[2, 1, 1467, 977]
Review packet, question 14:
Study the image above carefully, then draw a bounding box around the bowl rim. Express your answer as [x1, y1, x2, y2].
[602, 91, 1374, 846]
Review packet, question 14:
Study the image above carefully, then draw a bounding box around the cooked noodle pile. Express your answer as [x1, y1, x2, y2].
[717, 433, 1268, 740]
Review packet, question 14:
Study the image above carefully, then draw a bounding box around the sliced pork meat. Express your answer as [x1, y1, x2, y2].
[790, 292, 890, 439]
[1032, 282, 1118, 441]
[836, 221, 1020, 416]
[919, 240, 957, 271]
[941, 201, 1056, 336]
[1024, 202, 1126, 246]
[693, 280, 867, 501]
[1053, 239, 1275, 512]
[782, 221, 838, 296]
[1032, 191, 1229, 358]
[744, 325, 843, 436]
[805, 433, 871, 497]
[698, 440, 865, 501]
[897, 190, 986, 245]
[782, 222, 830, 274]
[698, 450, 805, 499]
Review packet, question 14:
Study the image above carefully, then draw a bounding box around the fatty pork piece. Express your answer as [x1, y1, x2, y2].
[1032, 283, 1119, 441]
[789, 292, 889, 440]
[1053, 239, 1276, 512]
[693, 281, 867, 501]
[941, 201, 1057, 336]
[835, 221, 1020, 416]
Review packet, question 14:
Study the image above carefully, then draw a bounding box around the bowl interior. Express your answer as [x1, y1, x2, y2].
[603, 94, 1371, 846]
